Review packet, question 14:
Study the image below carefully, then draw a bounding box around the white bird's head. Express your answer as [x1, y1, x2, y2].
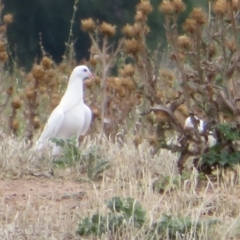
[69, 65, 93, 85]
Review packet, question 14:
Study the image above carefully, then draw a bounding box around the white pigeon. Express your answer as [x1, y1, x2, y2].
[184, 116, 206, 134]
[36, 65, 93, 155]
[184, 116, 217, 147]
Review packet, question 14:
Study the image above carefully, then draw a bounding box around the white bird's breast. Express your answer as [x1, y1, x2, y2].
[56, 103, 86, 139]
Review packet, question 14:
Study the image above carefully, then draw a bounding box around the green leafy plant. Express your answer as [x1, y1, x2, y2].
[147, 214, 219, 240]
[52, 140, 110, 181]
[197, 123, 240, 174]
[51, 138, 81, 166]
[82, 146, 110, 181]
[77, 196, 146, 237]
[77, 196, 219, 239]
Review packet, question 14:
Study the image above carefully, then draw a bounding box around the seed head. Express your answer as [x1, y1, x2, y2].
[41, 56, 52, 70]
[116, 86, 127, 98]
[213, 0, 228, 16]
[25, 88, 35, 100]
[159, 1, 174, 14]
[172, 0, 186, 13]
[153, 110, 169, 122]
[46, 69, 55, 79]
[120, 64, 135, 77]
[160, 69, 175, 82]
[11, 119, 19, 131]
[90, 104, 101, 119]
[0, 52, 8, 61]
[136, 1, 153, 15]
[81, 18, 96, 32]
[122, 24, 135, 38]
[7, 86, 13, 96]
[177, 35, 192, 50]
[124, 38, 141, 55]
[0, 25, 6, 33]
[133, 135, 143, 147]
[190, 8, 206, 25]
[93, 76, 101, 85]
[121, 77, 135, 91]
[84, 78, 94, 88]
[183, 18, 197, 34]
[32, 65, 45, 80]
[135, 11, 146, 22]
[99, 22, 116, 37]
[226, 38, 236, 53]
[33, 117, 41, 129]
[0, 42, 5, 52]
[11, 99, 21, 110]
[3, 14, 14, 25]
[89, 57, 98, 66]
[112, 78, 122, 90]
[231, 0, 239, 12]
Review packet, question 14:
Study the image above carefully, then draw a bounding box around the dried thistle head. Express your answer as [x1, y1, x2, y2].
[0, 42, 5, 52]
[25, 88, 35, 100]
[190, 8, 206, 25]
[135, 11, 145, 22]
[160, 69, 175, 82]
[3, 14, 14, 25]
[89, 57, 98, 67]
[11, 119, 19, 131]
[81, 18, 96, 32]
[90, 104, 101, 119]
[183, 18, 197, 34]
[116, 86, 127, 98]
[133, 135, 143, 147]
[7, 86, 13, 96]
[33, 117, 41, 129]
[84, 78, 94, 88]
[226, 38, 237, 53]
[41, 56, 52, 70]
[120, 64, 135, 77]
[124, 38, 141, 55]
[176, 104, 188, 116]
[231, 0, 239, 12]
[158, 0, 174, 14]
[213, 0, 228, 16]
[121, 77, 135, 91]
[112, 77, 122, 90]
[32, 65, 45, 80]
[172, 0, 186, 13]
[99, 22, 116, 37]
[46, 69, 55, 79]
[0, 25, 6, 33]
[153, 110, 169, 122]
[11, 99, 21, 110]
[0, 52, 8, 61]
[136, 1, 153, 15]
[177, 35, 192, 50]
[93, 76, 101, 85]
[122, 24, 135, 38]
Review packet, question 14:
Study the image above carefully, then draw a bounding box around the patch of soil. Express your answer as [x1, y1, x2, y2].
[0, 177, 93, 239]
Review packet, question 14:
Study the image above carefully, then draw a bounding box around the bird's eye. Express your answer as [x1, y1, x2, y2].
[83, 68, 87, 72]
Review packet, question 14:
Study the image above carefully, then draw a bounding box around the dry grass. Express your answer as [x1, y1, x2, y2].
[0, 135, 240, 239]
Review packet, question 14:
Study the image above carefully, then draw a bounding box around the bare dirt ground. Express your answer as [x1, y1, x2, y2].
[0, 177, 93, 240]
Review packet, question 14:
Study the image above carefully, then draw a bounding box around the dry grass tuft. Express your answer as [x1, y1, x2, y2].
[0, 136, 240, 238]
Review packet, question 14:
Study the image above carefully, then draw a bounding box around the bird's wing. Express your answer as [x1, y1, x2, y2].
[80, 104, 92, 135]
[37, 106, 65, 148]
